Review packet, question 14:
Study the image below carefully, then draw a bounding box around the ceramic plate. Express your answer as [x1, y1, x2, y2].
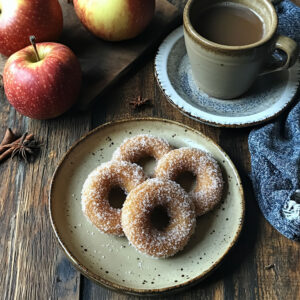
[49, 118, 245, 295]
[155, 26, 300, 128]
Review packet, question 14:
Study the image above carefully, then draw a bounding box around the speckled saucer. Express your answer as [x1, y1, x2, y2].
[155, 26, 300, 128]
[49, 118, 244, 296]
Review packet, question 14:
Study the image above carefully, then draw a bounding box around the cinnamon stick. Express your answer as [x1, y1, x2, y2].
[0, 128, 17, 145]
[0, 128, 18, 154]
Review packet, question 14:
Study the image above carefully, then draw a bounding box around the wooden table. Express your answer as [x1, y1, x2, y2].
[1, 1, 299, 299]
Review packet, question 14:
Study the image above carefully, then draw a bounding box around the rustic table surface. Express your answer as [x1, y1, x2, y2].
[1, 1, 299, 299]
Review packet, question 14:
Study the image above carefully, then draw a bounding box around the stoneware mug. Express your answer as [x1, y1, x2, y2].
[183, 0, 299, 99]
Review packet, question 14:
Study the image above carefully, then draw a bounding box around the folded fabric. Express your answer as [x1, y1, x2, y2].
[248, 0, 300, 241]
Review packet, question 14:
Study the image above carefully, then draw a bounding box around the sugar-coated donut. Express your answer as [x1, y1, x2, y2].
[121, 178, 196, 258]
[81, 161, 147, 236]
[155, 148, 223, 216]
[112, 134, 172, 165]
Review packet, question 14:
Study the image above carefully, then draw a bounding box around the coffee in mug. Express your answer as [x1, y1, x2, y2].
[183, 0, 299, 99]
[192, 3, 264, 46]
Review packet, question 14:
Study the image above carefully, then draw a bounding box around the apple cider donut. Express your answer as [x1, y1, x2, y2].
[121, 178, 196, 258]
[112, 134, 172, 165]
[81, 161, 146, 236]
[155, 148, 223, 216]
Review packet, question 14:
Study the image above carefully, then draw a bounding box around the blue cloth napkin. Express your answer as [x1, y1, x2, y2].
[248, 0, 300, 241]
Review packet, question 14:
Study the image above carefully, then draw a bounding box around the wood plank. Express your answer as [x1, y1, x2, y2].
[291, 0, 300, 7]
[218, 128, 261, 300]
[1, 0, 300, 299]
[0, 85, 90, 299]
[84, 24, 300, 300]
[219, 128, 300, 300]
[60, 0, 181, 110]
[0, 0, 181, 110]
[84, 53, 223, 300]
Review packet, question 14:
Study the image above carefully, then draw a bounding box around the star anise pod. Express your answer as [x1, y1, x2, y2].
[11, 133, 41, 162]
[0, 130, 41, 163]
[130, 96, 152, 110]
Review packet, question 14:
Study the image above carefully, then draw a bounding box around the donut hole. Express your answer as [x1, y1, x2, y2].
[136, 156, 156, 177]
[175, 171, 197, 193]
[108, 186, 126, 209]
[150, 205, 170, 231]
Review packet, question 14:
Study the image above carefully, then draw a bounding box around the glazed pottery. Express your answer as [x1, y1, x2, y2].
[49, 118, 245, 295]
[155, 26, 300, 127]
[183, 0, 299, 99]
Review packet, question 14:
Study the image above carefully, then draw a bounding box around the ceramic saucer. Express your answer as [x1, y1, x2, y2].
[155, 26, 300, 128]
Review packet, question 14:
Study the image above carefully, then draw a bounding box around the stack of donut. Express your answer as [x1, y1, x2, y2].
[81, 134, 224, 258]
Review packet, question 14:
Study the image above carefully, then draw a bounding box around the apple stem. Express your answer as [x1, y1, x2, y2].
[29, 35, 41, 62]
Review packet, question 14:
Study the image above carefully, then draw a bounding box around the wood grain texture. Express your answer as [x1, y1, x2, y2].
[0, 84, 90, 299]
[0, 0, 181, 110]
[0, 0, 300, 299]
[291, 0, 300, 7]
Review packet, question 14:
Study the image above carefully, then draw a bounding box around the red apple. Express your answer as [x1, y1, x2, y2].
[0, 0, 63, 57]
[73, 0, 155, 41]
[3, 37, 82, 120]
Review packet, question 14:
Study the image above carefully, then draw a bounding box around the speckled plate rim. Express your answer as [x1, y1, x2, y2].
[49, 117, 245, 296]
[154, 26, 300, 128]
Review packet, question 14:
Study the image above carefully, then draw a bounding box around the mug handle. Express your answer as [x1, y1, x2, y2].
[259, 35, 299, 75]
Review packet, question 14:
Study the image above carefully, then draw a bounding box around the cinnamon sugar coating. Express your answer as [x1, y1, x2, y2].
[121, 178, 196, 258]
[112, 134, 172, 164]
[81, 161, 147, 236]
[155, 148, 224, 216]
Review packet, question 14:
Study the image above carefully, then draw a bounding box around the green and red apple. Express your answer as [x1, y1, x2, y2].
[73, 0, 155, 41]
[3, 38, 82, 120]
[0, 0, 63, 57]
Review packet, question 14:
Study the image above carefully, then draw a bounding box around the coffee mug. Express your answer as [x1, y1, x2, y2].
[183, 0, 299, 99]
